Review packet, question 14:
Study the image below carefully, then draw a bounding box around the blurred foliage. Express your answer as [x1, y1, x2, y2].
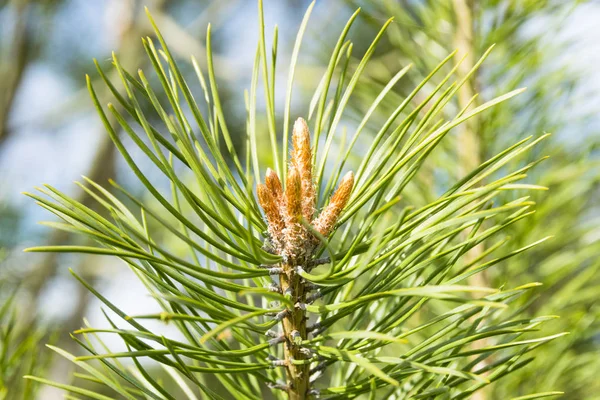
[0, 254, 53, 399]
[347, 0, 600, 398]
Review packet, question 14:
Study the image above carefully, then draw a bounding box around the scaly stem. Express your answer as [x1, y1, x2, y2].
[280, 264, 309, 399]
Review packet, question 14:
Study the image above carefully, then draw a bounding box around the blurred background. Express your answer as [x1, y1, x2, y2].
[1, 0, 599, 399]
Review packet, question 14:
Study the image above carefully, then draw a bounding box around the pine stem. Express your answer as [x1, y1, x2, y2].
[280, 264, 310, 399]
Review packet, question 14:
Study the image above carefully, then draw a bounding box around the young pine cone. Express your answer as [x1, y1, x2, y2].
[256, 117, 354, 264]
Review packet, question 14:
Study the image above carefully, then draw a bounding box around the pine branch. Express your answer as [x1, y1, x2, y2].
[22, 2, 565, 399]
